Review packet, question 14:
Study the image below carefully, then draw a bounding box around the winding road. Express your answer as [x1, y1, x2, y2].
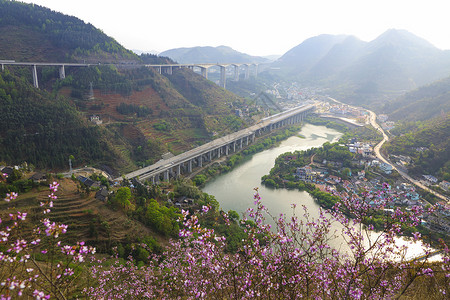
[328, 98, 448, 203]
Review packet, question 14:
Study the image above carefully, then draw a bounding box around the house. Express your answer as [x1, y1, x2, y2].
[284, 155, 297, 161]
[357, 170, 365, 179]
[95, 188, 109, 202]
[174, 196, 194, 208]
[328, 175, 341, 184]
[423, 175, 438, 184]
[90, 115, 102, 125]
[439, 180, 450, 192]
[1, 166, 14, 176]
[296, 166, 314, 181]
[30, 172, 47, 183]
[77, 176, 100, 188]
[379, 163, 393, 174]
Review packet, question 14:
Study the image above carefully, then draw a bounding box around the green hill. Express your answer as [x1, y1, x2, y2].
[0, 1, 254, 175]
[0, 70, 127, 170]
[383, 76, 450, 121]
[0, 0, 137, 63]
[384, 115, 450, 180]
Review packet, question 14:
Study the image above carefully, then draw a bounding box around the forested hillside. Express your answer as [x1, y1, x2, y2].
[383, 76, 450, 121]
[384, 115, 450, 180]
[0, 1, 252, 174]
[0, 71, 125, 170]
[0, 0, 137, 62]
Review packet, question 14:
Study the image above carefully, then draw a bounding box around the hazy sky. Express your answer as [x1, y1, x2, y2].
[21, 0, 450, 56]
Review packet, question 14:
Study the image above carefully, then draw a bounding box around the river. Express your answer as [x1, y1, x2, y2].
[203, 123, 438, 260]
[203, 123, 340, 220]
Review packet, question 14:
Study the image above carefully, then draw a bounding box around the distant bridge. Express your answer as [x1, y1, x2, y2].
[119, 104, 315, 183]
[144, 62, 260, 89]
[0, 60, 260, 89]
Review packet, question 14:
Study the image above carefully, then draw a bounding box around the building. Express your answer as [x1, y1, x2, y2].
[379, 163, 393, 174]
[439, 180, 450, 191]
[296, 166, 314, 181]
[90, 115, 102, 125]
[423, 175, 438, 184]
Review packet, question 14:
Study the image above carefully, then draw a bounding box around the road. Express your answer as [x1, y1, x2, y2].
[328, 98, 448, 203]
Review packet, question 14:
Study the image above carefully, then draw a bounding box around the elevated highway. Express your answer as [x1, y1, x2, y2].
[120, 104, 315, 183]
[1, 60, 259, 89]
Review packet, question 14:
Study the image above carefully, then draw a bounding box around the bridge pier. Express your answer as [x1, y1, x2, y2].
[59, 65, 65, 79]
[164, 170, 169, 181]
[244, 65, 250, 80]
[1, 64, 4, 72]
[188, 160, 193, 173]
[198, 155, 203, 168]
[233, 65, 240, 81]
[200, 67, 208, 79]
[219, 65, 226, 89]
[177, 164, 181, 177]
[32, 65, 39, 88]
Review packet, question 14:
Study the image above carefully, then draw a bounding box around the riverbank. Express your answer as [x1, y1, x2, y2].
[193, 124, 305, 186]
[260, 141, 449, 246]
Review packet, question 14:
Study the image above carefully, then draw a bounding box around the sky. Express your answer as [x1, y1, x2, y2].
[21, 0, 450, 56]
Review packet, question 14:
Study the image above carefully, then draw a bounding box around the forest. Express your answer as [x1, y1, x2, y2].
[0, 71, 120, 169]
[385, 115, 450, 181]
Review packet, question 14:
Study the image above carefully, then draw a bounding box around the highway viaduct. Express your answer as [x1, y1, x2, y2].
[120, 104, 315, 183]
[146, 63, 260, 89]
[0, 60, 259, 89]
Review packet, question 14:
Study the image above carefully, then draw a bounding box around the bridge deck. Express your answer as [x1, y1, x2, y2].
[120, 104, 314, 181]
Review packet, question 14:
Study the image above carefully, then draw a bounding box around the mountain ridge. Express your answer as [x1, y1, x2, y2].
[159, 45, 270, 64]
[269, 29, 450, 107]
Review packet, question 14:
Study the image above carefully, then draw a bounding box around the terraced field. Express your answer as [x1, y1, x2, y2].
[1, 179, 158, 251]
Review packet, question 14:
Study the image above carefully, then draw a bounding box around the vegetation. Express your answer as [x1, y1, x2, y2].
[116, 102, 153, 117]
[384, 115, 450, 180]
[0, 71, 119, 169]
[384, 76, 450, 121]
[0, 0, 137, 61]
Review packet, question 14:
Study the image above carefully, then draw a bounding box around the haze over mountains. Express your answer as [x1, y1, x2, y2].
[0, 0, 449, 173]
[159, 45, 270, 64]
[160, 29, 450, 108]
[270, 29, 450, 105]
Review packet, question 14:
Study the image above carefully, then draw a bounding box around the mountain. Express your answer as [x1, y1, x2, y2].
[0, 1, 251, 174]
[273, 34, 350, 75]
[0, 0, 137, 63]
[383, 76, 450, 121]
[308, 36, 367, 79]
[159, 45, 269, 64]
[340, 29, 450, 95]
[269, 29, 450, 107]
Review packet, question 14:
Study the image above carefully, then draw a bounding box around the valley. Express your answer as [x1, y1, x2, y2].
[0, 1, 449, 298]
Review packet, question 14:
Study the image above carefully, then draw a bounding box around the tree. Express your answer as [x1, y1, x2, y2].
[86, 188, 449, 299]
[112, 187, 133, 211]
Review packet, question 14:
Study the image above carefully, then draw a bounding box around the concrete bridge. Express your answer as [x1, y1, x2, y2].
[120, 104, 315, 183]
[0, 60, 92, 88]
[145, 63, 259, 89]
[1, 60, 259, 90]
